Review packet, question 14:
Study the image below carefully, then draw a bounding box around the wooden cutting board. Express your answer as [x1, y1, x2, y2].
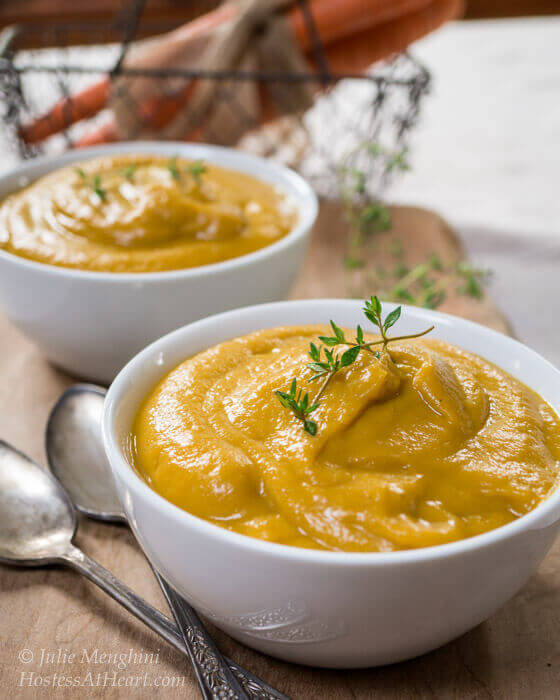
[1, 204, 558, 700]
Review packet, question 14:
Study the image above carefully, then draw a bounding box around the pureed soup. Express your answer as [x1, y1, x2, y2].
[131, 320, 560, 553]
[0, 155, 296, 273]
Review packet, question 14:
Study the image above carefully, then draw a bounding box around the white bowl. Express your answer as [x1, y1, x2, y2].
[0, 142, 317, 383]
[103, 299, 560, 668]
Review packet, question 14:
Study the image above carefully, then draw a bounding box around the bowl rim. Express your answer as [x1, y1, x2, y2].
[0, 141, 318, 282]
[103, 298, 560, 566]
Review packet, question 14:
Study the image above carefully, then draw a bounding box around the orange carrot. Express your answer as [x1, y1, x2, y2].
[75, 121, 119, 148]
[52, 0, 464, 148]
[21, 0, 434, 145]
[77, 0, 462, 147]
[323, 0, 464, 75]
[20, 80, 110, 144]
[75, 81, 197, 148]
[289, 0, 433, 50]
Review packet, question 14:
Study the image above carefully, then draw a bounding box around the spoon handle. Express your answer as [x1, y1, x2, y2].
[156, 571, 250, 700]
[151, 569, 287, 700]
[62, 545, 285, 700]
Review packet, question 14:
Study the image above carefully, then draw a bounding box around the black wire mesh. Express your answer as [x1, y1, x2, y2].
[0, 0, 431, 198]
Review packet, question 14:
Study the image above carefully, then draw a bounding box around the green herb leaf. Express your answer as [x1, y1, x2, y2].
[309, 343, 321, 362]
[340, 345, 360, 367]
[395, 287, 414, 302]
[367, 143, 383, 157]
[75, 168, 107, 202]
[351, 169, 366, 194]
[383, 306, 401, 332]
[167, 157, 181, 182]
[423, 290, 446, 309]
[386, 148, 410, 172]
[344, 256, 365, 269]
[121, 165, 137, 181]
[360, 203, 391, 232]
[317, 336, 338, 347]
[394, 263, 409, 279]
[304, 420, 317, 436]
[275, 379, 320, 435]
[428, 252, 442, 271]
[187, 160, 207, 184]
[92, 174, 107, 201]
[330, 321, 346, 343]
[370, 295, 382, 315]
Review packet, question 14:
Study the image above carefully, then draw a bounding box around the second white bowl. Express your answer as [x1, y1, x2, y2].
[103, 299, 560, 668]
[0, 142, 317, 383]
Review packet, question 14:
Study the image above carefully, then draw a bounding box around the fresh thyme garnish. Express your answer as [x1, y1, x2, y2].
[276, 297, 433, 435]
[75, 168, 107, 202]
[336, 141, 491, 308]
[91, 175, 107, 201]
[167, 157, 181, 182]
[275, 378, 320, 436]
[386, 149, 411, 173]
[167, 157, 207, 185]
[337, 142, 408, 271]
[306, 334, 365, 403]
[187, 160, 207, 185]
[456, 262, 485, 299]
[121, 165, 137, 182]
[344, 256, 365, 270]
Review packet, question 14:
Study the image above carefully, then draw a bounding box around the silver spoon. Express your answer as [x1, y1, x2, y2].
[46, 384, 287, 700]
[0, 439, 278, 700]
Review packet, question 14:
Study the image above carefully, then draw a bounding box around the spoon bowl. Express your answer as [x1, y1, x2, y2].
[46, 384, 124, 522]
[0, 440, 76, 565]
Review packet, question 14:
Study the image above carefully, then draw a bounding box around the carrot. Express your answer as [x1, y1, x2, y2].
[20, 0, 434, 145]
[77, 0, 462, 147]
[289, 0, 433, 50]
[75, 121, 119, 148]
[215, 0, 463, 138]
[20, 80, 110, 144]
[50, 0, 463, 148]
[322, 0, 464, 75]
[74, 81, 197, 148]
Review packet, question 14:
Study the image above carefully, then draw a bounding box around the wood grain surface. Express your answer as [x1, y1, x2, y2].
[1, 204, 558, 699]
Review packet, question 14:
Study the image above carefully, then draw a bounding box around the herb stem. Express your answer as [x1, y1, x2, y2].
[416, 277, 451, 308]
[315, 372, 334, 401]
[389, 262, 430, 294]
[361, 325, 435, 350]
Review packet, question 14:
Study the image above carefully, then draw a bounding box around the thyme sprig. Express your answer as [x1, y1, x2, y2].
[276, 297, 433, 435]
[338, 142, 408, 270]
[275, 379, 320, 436]
[337, 142, 491, 308]
[187, 159, 207, 184]
[75, 168, 107, 202]
[167, 157, 181, 181]
[121, 164, 137, 182]
[306, 334, 364, 404]
[167, 157, 207, 185]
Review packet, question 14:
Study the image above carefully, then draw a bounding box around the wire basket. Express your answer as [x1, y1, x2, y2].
[0, 0, 431, 199]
